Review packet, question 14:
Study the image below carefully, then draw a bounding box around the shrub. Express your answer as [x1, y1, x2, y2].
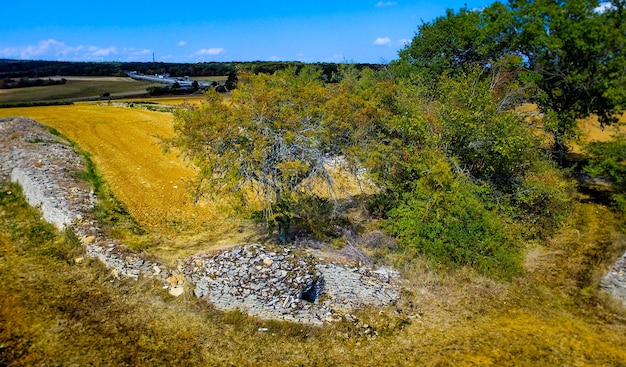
[384, 151, 522, 279]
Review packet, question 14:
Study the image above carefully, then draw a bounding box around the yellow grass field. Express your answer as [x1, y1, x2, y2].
[0, 103, 248, 259]
[572, 114, 626, 153]
[517, 103, 625, 152]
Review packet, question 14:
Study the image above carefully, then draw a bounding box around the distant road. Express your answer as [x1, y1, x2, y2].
[126, 72, 210, 89]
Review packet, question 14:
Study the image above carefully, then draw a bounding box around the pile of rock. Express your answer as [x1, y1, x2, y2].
[185, 244, 399, 325]
[187, 244, 330, 324]
[0, 117, 95, 229]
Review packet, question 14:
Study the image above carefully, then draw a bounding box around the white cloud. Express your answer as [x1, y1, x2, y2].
[397, 38, 411, 46]
[376, 1, 397, 7]
[373, 37, 392, 46]
[177, 40, 187, 46]
[194, 47, 225, 56]
[0, 39, 120, 61]
[121, 48, 152, 61]
[22, 39, 72, 59]
[91, 46, 118, 57]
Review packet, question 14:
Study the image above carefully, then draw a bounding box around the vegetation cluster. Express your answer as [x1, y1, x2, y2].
[170, 0, 625, 279]
[0, 0, 625, 364]
[0, 77, 66, 89]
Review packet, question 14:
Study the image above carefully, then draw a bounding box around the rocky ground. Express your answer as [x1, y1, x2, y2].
[600, 252, 626, 307]
[0, 117, 400, 325]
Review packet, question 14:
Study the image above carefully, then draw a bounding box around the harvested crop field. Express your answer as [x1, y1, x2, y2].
[0, 104, 246, 258]
[134, 96, 206, 105]
[0, 77, 160, 104]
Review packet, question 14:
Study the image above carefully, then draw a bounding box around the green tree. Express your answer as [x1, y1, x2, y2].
[392, 4, 513, 87]
[369, 67, 571, 277]
[434, 69, 541, 191]
[582, 136, 626, 210]
[394, 0, 626, 160]
[384, 149, 522, 279]
[169, 66, 393, 242]
[511, 0, 626, 158]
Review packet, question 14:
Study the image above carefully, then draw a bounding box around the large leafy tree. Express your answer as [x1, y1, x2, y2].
[373, 63, 571, 278]
[393, 4, 514, 86]
[511, 0, 626, 157]
[394, 0, 626, 159]
[169, 66, 394, 242]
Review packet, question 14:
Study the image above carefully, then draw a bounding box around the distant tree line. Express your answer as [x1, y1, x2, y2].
[0, 100, 73, 108]
[0, 59, 384, 80]
[1, 77, 67, 89]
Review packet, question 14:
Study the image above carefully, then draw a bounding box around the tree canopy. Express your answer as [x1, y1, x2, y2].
[393, 0, 626, 158]
[169, 66, 394, 242]
[170, 0, 621, 279]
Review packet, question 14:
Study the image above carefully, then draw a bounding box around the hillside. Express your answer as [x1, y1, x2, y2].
[1, 93, 625, 366]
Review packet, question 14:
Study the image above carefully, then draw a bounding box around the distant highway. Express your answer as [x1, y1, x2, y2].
[126, 71, 211, 89]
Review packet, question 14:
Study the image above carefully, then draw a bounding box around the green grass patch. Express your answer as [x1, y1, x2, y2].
[0, 101, 74, 108]
[0, 79, 159, 104]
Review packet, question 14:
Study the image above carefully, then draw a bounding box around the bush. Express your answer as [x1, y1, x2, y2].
[384, 151, 522, 279]
[582, 137, 626, 211]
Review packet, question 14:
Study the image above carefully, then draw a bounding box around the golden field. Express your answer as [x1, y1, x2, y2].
[135, 96, 206, 105]
[0, 103, 249, 260]
[572, 114, 626, 153]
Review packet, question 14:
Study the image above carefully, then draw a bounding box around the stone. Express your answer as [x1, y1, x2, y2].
[169, 286, 185, 297]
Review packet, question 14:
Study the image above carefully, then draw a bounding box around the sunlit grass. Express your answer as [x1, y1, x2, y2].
[133, 96, 206, 105]
[570, 113, 626, 153]
[0, 104, 251, 260]
[1, 182, 625, 366]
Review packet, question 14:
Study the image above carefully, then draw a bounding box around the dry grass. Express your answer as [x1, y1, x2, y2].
[570, 113, 626, 153]
[133, 96, 206, 105]
[0, 104, 251, 260]
[517, 103, 626, 153]
[1, 102, 626, 365]
[1, 182, 625, 366]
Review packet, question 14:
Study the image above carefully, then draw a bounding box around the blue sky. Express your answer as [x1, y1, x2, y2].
[1, 0, 494, 64]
